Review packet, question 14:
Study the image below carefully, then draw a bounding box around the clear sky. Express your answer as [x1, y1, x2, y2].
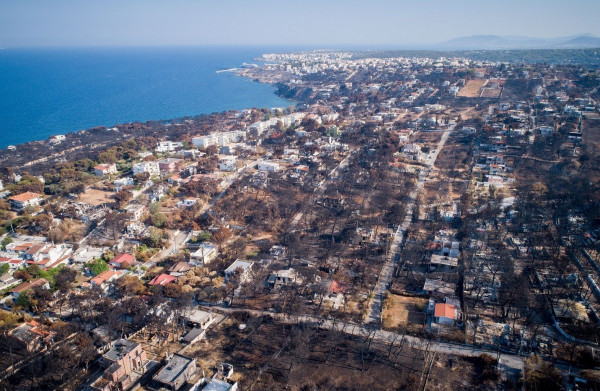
[1, 0, 599, 48]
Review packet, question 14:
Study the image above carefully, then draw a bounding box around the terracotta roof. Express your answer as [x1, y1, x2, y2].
[434, 303, 456, 319]
[112, 253, 135, 264]
[25, 243, 46, 255]
[13, 243, 33, 251]
[43, 255, 70, 270]
[148, 273, 177, 286]
[90, 270, 119, 286]
[94, 164, 112, 170]
[9, 192, 42, 203]
[10, 278, 48, 294]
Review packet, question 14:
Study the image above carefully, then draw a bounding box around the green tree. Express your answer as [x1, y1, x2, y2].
[196, 231, 212, 242]
[0, 236, 11, 250]
[89, 259, 109, 276]
[151, 212, 167, 228]
[0, 263, 8, 275]
[15, 290, 33, 309]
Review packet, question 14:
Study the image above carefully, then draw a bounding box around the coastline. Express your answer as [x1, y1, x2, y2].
[0, 69, 295, 174]
[0, 47, 292, 150]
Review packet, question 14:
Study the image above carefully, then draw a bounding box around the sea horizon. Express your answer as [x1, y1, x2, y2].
[0, 46, 296, 149]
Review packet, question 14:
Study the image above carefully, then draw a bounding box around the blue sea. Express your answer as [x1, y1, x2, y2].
[0, 47, 292, 149]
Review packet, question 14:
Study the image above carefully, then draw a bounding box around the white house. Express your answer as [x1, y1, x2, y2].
[177, 198, 198, 208]
[124, 204, 146, 221]
[192, 130, 246, 149]
[190, 243, 219, 265]
[257, 161, 281, 172]
[156, 141, 183, 153]
[132, 161, 160, 177]
[434, 303, 458, 326]
[8, 192, 43, 211]
[113, 177, 135, 191]
[49, 134, 66, 144]
[224, 259, 254, 282]
[218, 156, 238, 172]
[267, 269, 300, 286]
[93, 163, 117, 177]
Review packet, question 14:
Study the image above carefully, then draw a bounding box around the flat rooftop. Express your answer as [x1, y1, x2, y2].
[154, 354, 195, 385]
[203, 378, 235, 391]
[104, 339, 139, 362]
[430, 254, 458, 267]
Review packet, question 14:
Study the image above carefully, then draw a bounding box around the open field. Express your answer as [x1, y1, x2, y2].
[383, 294, 427, 329]
[457, 79, 487, 98]
[583, 119, 600, 146]
[77, 188, 114, 206]
[480, 87, 502, 98]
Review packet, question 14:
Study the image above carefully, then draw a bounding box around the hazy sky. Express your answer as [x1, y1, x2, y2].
[1, 0, 599, 48]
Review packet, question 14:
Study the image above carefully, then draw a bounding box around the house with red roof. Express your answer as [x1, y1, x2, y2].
[434, 303, 457, 326]
[148, 273, 177, 286]
[8, 192, 43, 211]
[93, 163, 117, 177]
[90, 270, 123, 292]
[10, 278, 50, 299]
[0, 257, 25, 270]
[110, 253, 137, 269]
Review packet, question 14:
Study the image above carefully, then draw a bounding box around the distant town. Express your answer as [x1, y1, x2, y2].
[0, 49, 599, 390]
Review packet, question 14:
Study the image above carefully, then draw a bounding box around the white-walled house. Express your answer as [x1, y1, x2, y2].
[224, 259, 254, 282]
[190, 243, 219, 265]
[218, 156, 238, 172]
[93, 163, 117, 177]
[132, 161, 160, 177]
[257, 161, 281, 172]
[8, 192, 43, 211]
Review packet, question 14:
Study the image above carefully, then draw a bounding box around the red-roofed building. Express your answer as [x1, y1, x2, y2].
[110, 253, 137, 269]
[0, 257, 25, 270]
[91, 270, 121, 292]
[148, 273, 177, 286]
[10, 278, 50, 299]
[434, 303, 457, 326]
[93, 163, 117, 177]
[8, 192, 43, 211]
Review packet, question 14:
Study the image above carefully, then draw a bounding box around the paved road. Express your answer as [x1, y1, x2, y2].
[365, 128, 452, 325]
[214, 306, 525, 374]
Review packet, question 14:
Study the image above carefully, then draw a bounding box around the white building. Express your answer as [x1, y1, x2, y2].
[93, 163, 117, 177]
[132, 161, 160, 177]
[218, 156, 238, 172]
[257, 161, 281, 172]
[177, 198, 198, 208]
[192, 130, 246, 149]
[224, 259, 254, 282]
[113, 177, 135, 191]
[190, 243, 219, 265]
[124, 204, 146, 221]
[156, 141, 183, 153]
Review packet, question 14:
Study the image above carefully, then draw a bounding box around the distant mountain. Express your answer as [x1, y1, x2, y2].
[556, 35, 600, 48]
[437, 34, 600, 50]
